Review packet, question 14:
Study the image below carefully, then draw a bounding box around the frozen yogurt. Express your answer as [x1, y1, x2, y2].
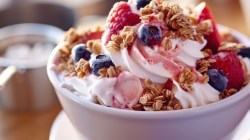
[49, 0, 250, 111]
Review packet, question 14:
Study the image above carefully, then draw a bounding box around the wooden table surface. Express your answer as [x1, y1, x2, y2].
[205, 0, 249, 36]
[0, 0, 249, 140]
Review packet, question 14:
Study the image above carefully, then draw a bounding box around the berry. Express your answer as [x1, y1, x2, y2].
[92, 55, 115, 76]
[136, 0, 151, 10]
[196, 2, 222, 53]
[164, 79, 173, 90]
[238, 47, 250, 58]
[72, 44, 91, 63]
[81, 31, 103, 44]
[105, 2, 140, 44]
[209, 51, 244, 90]
[138, 24, 162, 46]
[207, 69, 228, 92]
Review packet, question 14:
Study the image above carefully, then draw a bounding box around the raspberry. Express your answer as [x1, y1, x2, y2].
[105, 2, 140, 44]
[209, 51, 244, 90]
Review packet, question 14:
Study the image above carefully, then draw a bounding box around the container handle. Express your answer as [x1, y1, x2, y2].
[0, 66, 17, 91]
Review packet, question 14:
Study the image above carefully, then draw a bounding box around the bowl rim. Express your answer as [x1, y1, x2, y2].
[47, 25, 250, 119]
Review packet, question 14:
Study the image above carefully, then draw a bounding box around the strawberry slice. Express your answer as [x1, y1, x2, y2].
[209, 51, 244, 90]
[195, 2, 222, 54]
[81, 31, 103, 44]
[104, 2, 140, 44]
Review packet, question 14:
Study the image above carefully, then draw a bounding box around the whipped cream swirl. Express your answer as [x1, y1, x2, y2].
[107, 37, 207, 83]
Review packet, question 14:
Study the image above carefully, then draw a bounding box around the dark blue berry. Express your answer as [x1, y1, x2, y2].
[138, 24, 162, 46]
[91, 55, 115, 76]
[207, 69, 228, 92]
[136, 0, 152, 10]
[73, 44, 91, 64]
[238, 47, 250, 58]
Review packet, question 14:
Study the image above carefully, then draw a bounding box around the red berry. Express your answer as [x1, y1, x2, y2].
[164, 79, 173, 90]
[196, 2, 222, 54]
[105, 2, 140, 44]
[81, 31, 103, 44]
[209, 51, 244, 90]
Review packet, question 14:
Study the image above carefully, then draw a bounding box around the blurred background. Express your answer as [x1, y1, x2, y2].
[0, 0, 249, 140]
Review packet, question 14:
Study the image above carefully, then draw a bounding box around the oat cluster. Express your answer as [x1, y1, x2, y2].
[75, 59, 90, 78]
[107, 26, 136, 51]
[218, 42, 244, 52]
[196, 59, 216, 74]
[219, 88, 237, 99]
[220, 30, 239, 43]
[98, 66, 122, 78]
[86, 39, 102, 55]
[202, 49, 213, 57]
[177, 67, 197, 91]
[161, 37, 173, 51]
[133, 79, 183, 111]
[60, 28, 82, 56]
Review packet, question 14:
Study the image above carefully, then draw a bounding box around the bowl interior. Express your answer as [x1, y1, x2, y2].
[47, 25, 250, 119]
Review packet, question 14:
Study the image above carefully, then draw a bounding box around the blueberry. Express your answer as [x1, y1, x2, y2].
[138, 24, 162, 46]
[72, 44, 91, 63]
[207, 69, 228, 92]
[91, 55, 115, 76]
[238, 47, 250, 58]
[136, 0, 151, 10]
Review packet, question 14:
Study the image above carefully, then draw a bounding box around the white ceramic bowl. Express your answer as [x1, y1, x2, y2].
[47, 26, 250, 140]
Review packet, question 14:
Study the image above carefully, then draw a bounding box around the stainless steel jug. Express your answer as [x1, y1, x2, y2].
[0, 23, 64, 111]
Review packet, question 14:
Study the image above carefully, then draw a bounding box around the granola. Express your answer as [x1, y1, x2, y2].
[140, 1, 212, 42]
[136, 79, 183, 111]
[177, 67, 197, 91]
[107, 26, 136, 51]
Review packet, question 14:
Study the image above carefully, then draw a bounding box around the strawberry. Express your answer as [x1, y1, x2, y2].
[104, 2, 140, 44]
[209, 51, 244, 90]
[81, 31, 103, 44]
[195, 2, 222, 54]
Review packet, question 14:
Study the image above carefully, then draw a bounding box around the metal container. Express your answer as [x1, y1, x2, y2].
[0, 23, 64, 111]
[0, 2, 76, 30]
